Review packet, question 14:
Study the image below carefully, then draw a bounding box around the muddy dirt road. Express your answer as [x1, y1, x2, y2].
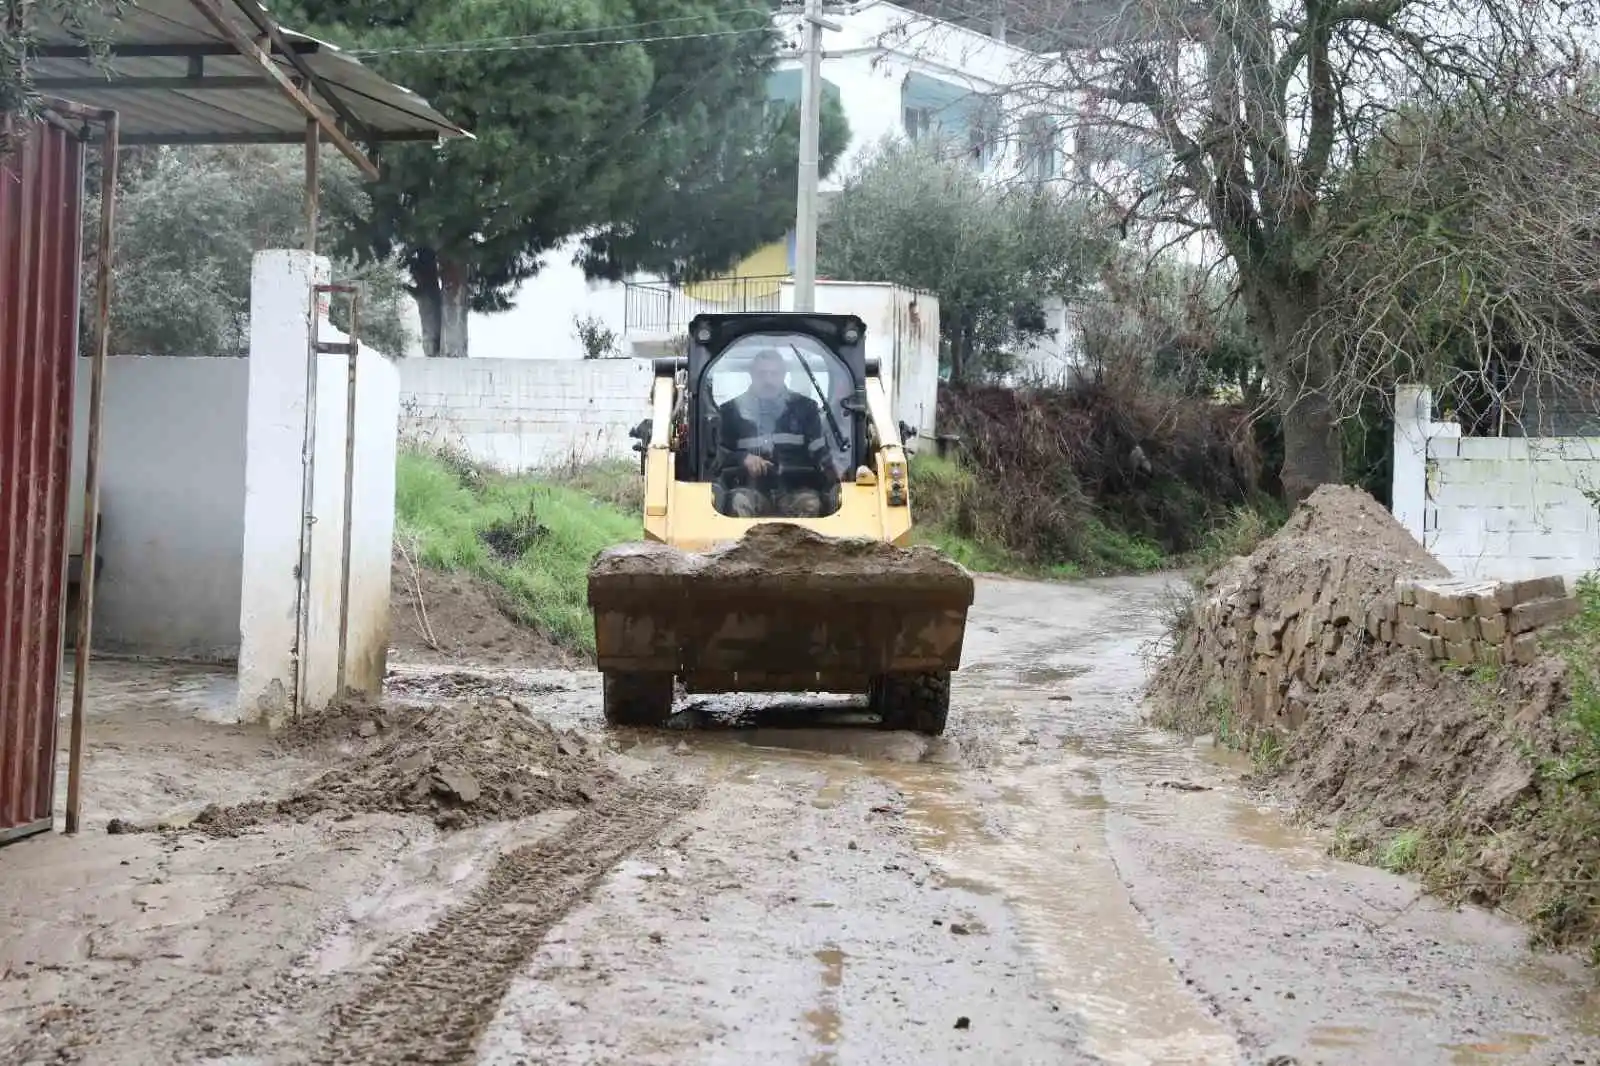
[4, 575, 1599, 1065]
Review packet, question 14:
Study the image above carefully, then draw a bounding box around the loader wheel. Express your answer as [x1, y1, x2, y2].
[602, 671, 674, 728]
[871, 672, 950, 736]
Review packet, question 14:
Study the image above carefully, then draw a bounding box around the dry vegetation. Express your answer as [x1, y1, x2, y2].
[923, 379, 1274, 574]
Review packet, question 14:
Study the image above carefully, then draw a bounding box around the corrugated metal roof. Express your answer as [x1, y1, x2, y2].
[31, 0, 471, 145]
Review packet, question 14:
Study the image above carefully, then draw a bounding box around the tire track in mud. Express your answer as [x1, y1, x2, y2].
[320, 775, 703, 1065]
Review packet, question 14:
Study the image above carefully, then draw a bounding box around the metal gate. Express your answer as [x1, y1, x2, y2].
[0, 120, 85, 843]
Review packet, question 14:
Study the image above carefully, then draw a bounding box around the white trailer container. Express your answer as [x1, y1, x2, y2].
[778, 281, 941, 454]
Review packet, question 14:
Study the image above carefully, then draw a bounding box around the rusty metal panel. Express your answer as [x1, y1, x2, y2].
[0, 120, 84, 844]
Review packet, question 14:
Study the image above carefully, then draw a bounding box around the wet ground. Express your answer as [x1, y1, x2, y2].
[3, 574, 1599, 1064]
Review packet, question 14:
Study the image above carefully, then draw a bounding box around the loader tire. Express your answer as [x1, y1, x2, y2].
[602, 671, 674, 728]
[871, 671, 950, 736]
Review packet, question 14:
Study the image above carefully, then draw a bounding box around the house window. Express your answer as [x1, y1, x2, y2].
[1020, 114, 1057, 181]
[904, 105, 934, 142]
[965, 96, 1001, 171]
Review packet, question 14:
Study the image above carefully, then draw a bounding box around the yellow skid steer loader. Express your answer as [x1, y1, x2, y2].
[586, 312, 973, 734]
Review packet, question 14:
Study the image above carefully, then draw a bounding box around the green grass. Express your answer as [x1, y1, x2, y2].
[394, 449, 639, 654]
[1512, 572, 1600, 959]
[908, 454, 1026, 574]
[1378, 828, 1425, 874]
[1183, 500, 1291, 572]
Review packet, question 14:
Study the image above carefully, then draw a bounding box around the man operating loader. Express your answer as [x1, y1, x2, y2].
[715, 346, 839, 518]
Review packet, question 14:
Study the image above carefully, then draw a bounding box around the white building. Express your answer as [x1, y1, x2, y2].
[469, 1, 1160, 375]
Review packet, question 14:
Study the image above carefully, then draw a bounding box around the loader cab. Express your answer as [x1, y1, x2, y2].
[679, 313, 870, 518]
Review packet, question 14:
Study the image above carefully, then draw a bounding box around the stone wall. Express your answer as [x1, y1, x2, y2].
[1188, 570, 1579, 732]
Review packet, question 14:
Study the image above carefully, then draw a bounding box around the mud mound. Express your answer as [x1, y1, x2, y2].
[186, 701, 613, 834]
[1283, 652, 1567, 832]
[389, 562, 571, 668]
[589, 522, 973, 599]
[1152, 482, 1600, 956]
[1209, 483, 1445, 605]
[384, 669, 569, 707]
[1150, 485, 1447, 728]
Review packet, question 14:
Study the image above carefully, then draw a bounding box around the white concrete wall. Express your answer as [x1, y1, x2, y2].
[778, 281, 941, 451]
[302, 327, 400, 705]
[238, 251, 327, 723]
[469, 238, 630, 362]
[67, 356, 249, 661]
[398, 356, 653, 471]
[1010, 298, 1085, 384]
[1393, 385, 1600, 583]
[345, 345, 401, 693]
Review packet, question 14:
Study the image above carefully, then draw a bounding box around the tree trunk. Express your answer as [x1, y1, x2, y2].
[1247, 281, 1343, 503]
[1278, 388, 1341, 503]
[944, 324, 965, 383]
[412, 251, 442, 358]
[437, 257, 470, 359]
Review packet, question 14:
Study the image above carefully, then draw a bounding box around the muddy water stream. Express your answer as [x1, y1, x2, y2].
[555, 573, 1600, 1066]
[386, 574, 1600, 1063]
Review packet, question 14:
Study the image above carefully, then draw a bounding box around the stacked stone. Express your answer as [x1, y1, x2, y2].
[1184, 556, 1381, 731]
[1180, 568, 1580, 732]
[1375, 577, 1578, 666]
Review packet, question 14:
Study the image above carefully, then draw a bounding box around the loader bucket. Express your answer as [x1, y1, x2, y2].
[588, 523, 974, 695]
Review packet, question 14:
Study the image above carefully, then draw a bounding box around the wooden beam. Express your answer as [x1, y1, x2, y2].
[184, 0, 379, 178]
[224, 0, 375, 147]
[30, 41, 319, 58]
[104, 129, 443, 145]
[304, 119, 320, 252]
[33, 75, 270, 90]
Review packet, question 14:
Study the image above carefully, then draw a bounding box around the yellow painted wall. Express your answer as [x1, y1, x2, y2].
[683, 239, 790, 302]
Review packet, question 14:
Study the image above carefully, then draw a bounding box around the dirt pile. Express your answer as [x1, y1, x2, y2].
[1150, 484, 1448, 729]
[589, 521, 976, 600]
[1152, 483, 1600, 957]
[179, 700, 612, 834]
[389, 560, 570, 668]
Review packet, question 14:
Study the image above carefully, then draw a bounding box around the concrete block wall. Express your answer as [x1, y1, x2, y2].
[398, 357, 653, 471]
[1378, 577, 1576, 667]
[1394, 385, 1600, 582]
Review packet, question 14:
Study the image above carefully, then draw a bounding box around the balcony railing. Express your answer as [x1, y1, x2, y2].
[623, 274, 790, 336]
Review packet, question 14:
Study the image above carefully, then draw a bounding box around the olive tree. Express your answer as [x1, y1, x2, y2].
[819, 139, 1115, 382]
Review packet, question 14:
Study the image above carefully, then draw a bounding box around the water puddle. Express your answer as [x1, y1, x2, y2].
[1014, 664, 1091, 686]
[876, 759, 1242, 1066]
[1441, 1033, 1549, 1063]
[804, 946, 845, 1065]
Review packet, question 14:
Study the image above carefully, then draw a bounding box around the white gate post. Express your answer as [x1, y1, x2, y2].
[237, 250, 329, 727]
[1392, 384, 1433, 545]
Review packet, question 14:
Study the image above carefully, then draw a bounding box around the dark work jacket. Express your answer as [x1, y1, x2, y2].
[716, 389, 832, 486]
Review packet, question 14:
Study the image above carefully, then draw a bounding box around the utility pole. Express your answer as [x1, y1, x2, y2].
[792, 0, 829, 312]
